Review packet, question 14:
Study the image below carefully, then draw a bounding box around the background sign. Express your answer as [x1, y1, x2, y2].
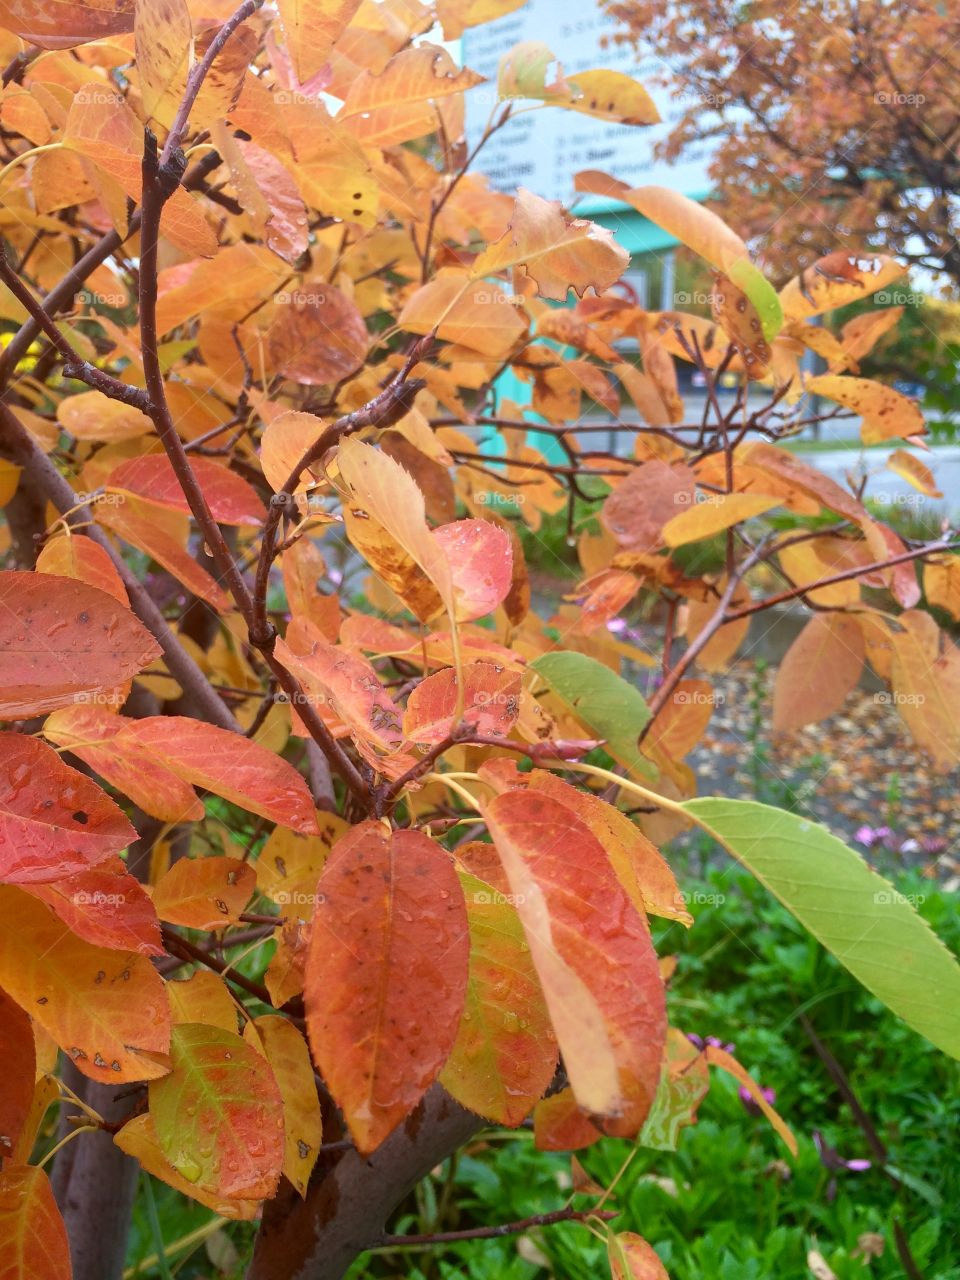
[462, 0, 716, 211]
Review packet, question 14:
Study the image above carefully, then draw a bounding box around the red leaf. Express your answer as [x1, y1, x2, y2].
[25, 859, 163, 956]
[0, 989, 36, 1161]
[403, 662, 521, 745]
[43, 705, 204, 824]
[305, 821, 469, 1152]
[116, 718, 319, 834]
[0, 1165, 71, 1280]
[484, 789, 667, 1136]
[0, 571, 161, 718]
[0, 734, 136, 884]
[434, 519, 513, 621]
[105, 455, 266, 526]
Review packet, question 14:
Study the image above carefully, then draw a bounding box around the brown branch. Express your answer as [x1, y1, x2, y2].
[725, 538, 957, 621]
[0, 401, 240, 732]
[380, 1205, 617, 1248]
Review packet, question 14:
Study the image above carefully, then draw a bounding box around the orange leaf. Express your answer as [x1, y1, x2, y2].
[116, 717, 319, 833]
[472, 188, 628, 301]
[114, 1113, 260, 1218]
[533, 1086, 602, 1151]
[483, 789, 666, 1135]
[149, 1023, 284, 1199]
[0, 571, 160, 718]
[601, 461, 696, 553]
[886, 449, 943, 499]
[152, 856, 256, 930]
[0, 733, 137, 883]
[0, 0, 133, 47]
[778, 251, 906, 321]
[704, 1044, 797, 1155]
[403, 662, 521, 745]
[24, 859, 163, 956]
[105, 456, 266, 525]
[0, 1165, 71, 1280]
[36, 535, 128, 605]
[805, 375, 925, 445]
[43, 704, 204, 825]
[268, 285, 368, 386]
[96, 500, 230, 610]
[276, 0, 361, 82]
[304, 821, 469, 1152]
[440, 869, 557, 1126]
[773, 614, 864, 732]
[608, 1231, 670, 1280]
[246, 1015, 322, 1197]
[661, 492, 780, 547]
[0, 885, 170, 1083]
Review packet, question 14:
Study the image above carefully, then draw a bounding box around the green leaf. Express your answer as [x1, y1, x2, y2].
[530, 651, 654, 778]
[682, 797, 960, 1059]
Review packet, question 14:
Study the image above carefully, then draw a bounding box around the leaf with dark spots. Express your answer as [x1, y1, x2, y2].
[0, 571, 161, 718]
[0, 734, 137, 884]
[0, 885, 170, 1083]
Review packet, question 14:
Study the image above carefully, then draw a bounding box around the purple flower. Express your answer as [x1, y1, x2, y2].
[739, 1085, 776, 1116]
[813, 1130, 871, 1173]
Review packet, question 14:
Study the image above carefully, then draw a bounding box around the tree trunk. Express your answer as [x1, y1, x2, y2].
[51, 1063, 140, 1280]
[247, 1086, 482, 1280]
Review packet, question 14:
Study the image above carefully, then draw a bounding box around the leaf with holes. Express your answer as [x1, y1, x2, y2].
[152, 856, 256, 930]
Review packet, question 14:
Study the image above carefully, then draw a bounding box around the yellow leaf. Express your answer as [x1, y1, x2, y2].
[472, 188, 628, 302]
[276, 0, 361, 83]
[135, 0, 193, 131]
[886, 449, 942, 498]
[806, 375, 925, 445]
[779, 251, 906, 320]
[662, 492, 780, 547]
